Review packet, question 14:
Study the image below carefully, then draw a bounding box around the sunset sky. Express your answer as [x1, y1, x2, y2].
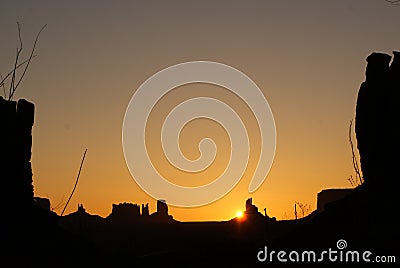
[1, 0, 399, 221]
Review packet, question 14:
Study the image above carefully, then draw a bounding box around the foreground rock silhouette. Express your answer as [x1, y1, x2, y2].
[270, 51, 399, 258]
[0, 97, 35, 216]
[354, 51, 398, 228]
[355, 52, 392, 187]
[0, 98, 84, 264]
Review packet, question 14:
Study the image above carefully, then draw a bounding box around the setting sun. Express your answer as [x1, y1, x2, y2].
[236, 211, 244, 218]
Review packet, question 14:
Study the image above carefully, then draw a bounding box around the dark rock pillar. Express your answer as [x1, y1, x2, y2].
[0, 97, 35, 215]
[355, 52, 391, 186]
[388, 51, 400, 184]
[157, 199, 168, 216]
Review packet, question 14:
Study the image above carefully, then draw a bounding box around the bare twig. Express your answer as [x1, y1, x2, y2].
[349, 175, 356, 187]
[349, 120, 363, 185]
[0, 73, 7, 98]
[295, 201, 311, 219]
[9, 23, 47, 100]
[51, 196, 65, 212]
[0, 55, 37, 90]
[348, 176, 353, 187]
[61, 149, 88, 216]
[9, 22, 23, 100]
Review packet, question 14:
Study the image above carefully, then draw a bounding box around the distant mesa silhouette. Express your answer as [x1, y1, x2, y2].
[245, 197, 258, 214]
[142, 203, 149, 217]
[316, 188, 354, 213]
[151, 199, 173, 221]
[107, 202, 141, 223]
[242, 197, 276, 222]
[77, 203, 86, 213]
[107, 199, 174, 223]
[61, 199, 175, 229]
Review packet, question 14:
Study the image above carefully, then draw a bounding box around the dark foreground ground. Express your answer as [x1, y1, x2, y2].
[1, 184, 399, 267]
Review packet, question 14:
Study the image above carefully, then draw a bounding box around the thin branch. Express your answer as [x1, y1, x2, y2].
[0, 55, 37, 89]
[349, 120, 363, 185]
[0, 73, 7, 98]
[9, 23, 47, 100]
[295, 201, 311, 218]
[9, 22, 23, 100]
[61, 149, 88, 216]
[51, 196, 65, 212]
[9, 48, 19, 98]
[348, 176, 354, 187]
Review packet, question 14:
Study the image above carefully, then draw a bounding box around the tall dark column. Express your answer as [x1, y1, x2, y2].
[388, 51, 400, 185]
[355, 52, 391, 186]
[0, 97, 35, 217]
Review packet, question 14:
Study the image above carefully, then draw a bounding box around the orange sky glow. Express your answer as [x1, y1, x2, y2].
[1, 1, 399, 221]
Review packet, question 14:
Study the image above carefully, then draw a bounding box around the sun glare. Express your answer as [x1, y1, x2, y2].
[236, 211, 244, 218]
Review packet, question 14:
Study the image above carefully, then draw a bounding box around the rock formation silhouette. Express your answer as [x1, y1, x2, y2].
[157, 199, 168, 215]
[355, 52, 392, 186]
[150, 199, 174, 222]
[0, 98, 73, 258]
[388, 51, 400, 186]
[243, 197, 276, 223]
[316, 188, 354, 212]
[107, 202, 141, 223]
[103, 200, 173, 224]
[142, 203, 149, 217]
[245, 197, 258, 214]
[0, 97, 35, 216]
